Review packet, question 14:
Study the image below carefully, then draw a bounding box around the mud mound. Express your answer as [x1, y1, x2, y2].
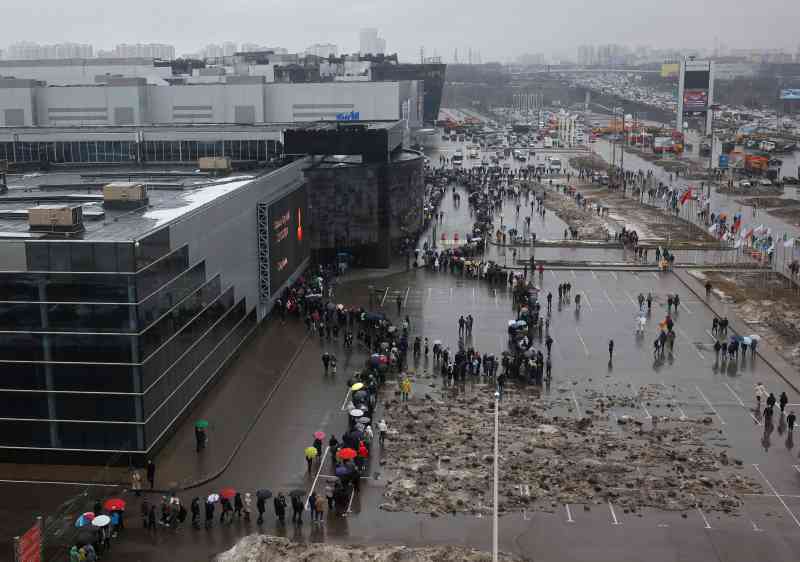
[380, 386, 758, 517]
[216, 535, 524, 562]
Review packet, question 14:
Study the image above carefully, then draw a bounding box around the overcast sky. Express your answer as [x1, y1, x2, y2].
[4, 0, 799, 60]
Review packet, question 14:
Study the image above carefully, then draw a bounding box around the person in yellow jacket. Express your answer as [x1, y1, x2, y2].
[400, 376, 412, 402]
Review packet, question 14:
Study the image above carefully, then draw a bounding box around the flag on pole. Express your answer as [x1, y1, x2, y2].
[680, 188, 692, 205]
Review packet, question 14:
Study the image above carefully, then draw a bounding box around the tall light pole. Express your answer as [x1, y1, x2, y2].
[492, 390, 500, 562]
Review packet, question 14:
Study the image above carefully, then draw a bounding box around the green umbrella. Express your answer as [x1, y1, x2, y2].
[195, 420, 209, 429]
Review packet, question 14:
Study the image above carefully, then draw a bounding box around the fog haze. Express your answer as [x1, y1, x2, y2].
[3, 0, 798, 60]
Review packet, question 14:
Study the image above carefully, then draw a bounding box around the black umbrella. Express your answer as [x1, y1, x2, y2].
[75, 527, 98, 546]
[256, 489, 272, 500]
[289, 489, 305, 498]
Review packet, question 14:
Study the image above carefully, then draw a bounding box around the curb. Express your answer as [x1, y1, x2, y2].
[180, 332, 311, 491]
[671, 269, 800, 396]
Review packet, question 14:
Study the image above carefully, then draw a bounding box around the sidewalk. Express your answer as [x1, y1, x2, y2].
[672, 267, 800, 395]
[151, 318, 309, 491]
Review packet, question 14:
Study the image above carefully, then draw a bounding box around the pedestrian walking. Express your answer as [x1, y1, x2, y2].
[146, 459, 155, 489]
[234, 492, 244, 519]
[274, 493, 287, 525]
[256, 496, 266, 525]
[400, 376, 412, 402]
[130, 468, 142, 497]
[314, 493, 326, 522]
[195, 425, 206, 453]
[608, 339, 614, 361]
[325, 483, 335, 510]
[291, 492, 304, 524]
[780, 392, 789, 414]
[190, 497, 200, 528]
[378, 419, 388, 447]
[204, 497, 215, 529]
[788, 411, 796, 432]
[545, 335, 553, 357]
[547, 292, 552, 312]
[305, 446, 317, 473]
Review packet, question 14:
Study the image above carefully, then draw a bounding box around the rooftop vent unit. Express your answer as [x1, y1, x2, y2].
[198, 157, 231, 176]
[28, 204, 84, 235]
[102, 182, 148, 209]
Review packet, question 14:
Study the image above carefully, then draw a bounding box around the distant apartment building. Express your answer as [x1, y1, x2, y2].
[7, 41, 93, 60]
[106, 43, 176, 60]
[305, 43, 338, 59]
[359, 28, 386, 55]
[577, 45, 596, 66]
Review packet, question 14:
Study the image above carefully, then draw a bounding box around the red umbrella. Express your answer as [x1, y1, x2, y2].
[103, 498, 126, 512]
[314, 431, 325, 440]
[220, 487, 236, 500]
[338, 447, 357, 460]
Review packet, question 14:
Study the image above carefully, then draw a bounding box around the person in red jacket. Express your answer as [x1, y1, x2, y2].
[357, 441, 369, 472]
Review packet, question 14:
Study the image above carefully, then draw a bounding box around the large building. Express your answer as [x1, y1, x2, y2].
[359, 28, 386, 56]
[0, 158, 310, 464]
[6, 42, 94, 61]
[0, 77, 423, 130]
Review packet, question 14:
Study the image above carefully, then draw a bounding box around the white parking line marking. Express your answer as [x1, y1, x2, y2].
[651, 272, 659, 279]
[751, 520, 764, 532]
[705, 329, 717, 341]
[340, 389, 352, 411]
[571, 270, 577, 278]
[753, 464, 800, 529]
[609, 271, 618, 281]
[696, 385, 726, 425]
[576, 328, 590, 356]
[582, 292, 593, 311]
[641, 403, 652, 420]
[724, 382, 760, 425]
[565, 504, 574, 523]
[403, 287, 410, 307]
[694, 498, 712, 529]
[603, 290, 617, 311]
[677, 327, 705, 360]
[591, 271, 598, 280]
[608, 501, 621, 525]
[680, 301, 694, 315]
[625, 291, 637, 306]
[570, 390, 581, 418]
[380, 287, 390, 306]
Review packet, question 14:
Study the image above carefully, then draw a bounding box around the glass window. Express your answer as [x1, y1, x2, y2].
[139, 276, 221, 359]
[141, 287, 234, 390]
[137, 262, 205, 329]
[48, 243, 71, 271]
[0, 362, 136, 393]
[94, 244, 119, 273]
[0, 392, 50, 418]
[69, 244, 94, 272]
[45, 273, 133, 303]
[55, 394, 137, 422]
[48, 333, 134, 363]
[46, 302, 135, 333]
[58, 422, 140, 451]
[0, 421, 51, 447]
[135, 246, 190, 300]
[135, 228, 171, 270]
[0, 332, 44, 361]
[0, 303, 42, 331]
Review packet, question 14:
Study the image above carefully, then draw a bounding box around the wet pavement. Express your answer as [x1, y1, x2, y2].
[4, 138, 800, 562]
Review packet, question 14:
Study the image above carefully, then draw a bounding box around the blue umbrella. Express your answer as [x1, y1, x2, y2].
[335, 464, 352, 477]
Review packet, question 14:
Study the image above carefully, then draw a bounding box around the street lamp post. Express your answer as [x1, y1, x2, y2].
[492, 390, 500, 562]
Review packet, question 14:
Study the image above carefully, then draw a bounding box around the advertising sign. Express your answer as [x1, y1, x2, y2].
[654, 137, 672, 149]
[268, 185, 309, 296]
[683, 90, 708, 111]
[335, 111, 360, 121]
[718, 155, 729, 169]
[780, 89, 800, 101]
[660, 63, 679, 78]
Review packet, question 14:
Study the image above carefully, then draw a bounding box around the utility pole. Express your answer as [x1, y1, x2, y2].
[492, 390, 500, 562]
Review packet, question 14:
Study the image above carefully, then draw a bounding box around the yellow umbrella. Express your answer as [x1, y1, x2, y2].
[304, 446, 318, 459]
[351, 382, 365, 391]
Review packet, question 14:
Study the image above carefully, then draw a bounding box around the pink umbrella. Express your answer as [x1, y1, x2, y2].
[314, 431, 325, 440]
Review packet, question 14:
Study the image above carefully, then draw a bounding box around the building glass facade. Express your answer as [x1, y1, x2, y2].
[0, 225, 256, 460]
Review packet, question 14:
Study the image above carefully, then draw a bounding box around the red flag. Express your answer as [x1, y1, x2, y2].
[680, 188, 692, 205]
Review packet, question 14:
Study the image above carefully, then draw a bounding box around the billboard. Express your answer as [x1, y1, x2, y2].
[654, 137, 673, 149]
[683, 90, 708, 110]
[780, 89, 800, 100]
[684, 69, 710, 90]
[268, 184, 309, 297]
[661, 63, 679, 78]
[718, 155, 729, 169]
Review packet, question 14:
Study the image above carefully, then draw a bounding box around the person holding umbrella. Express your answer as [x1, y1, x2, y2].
[146, 459, 156, 489]
[204, 495, 216, 529]
[256, 494, 266, 525]
[290, 492, 304, 524]
[274, 492, 287, 524]
[313, 432, 324, 457]
[304, 446, 318, 473]
[195, 420, 208, 452]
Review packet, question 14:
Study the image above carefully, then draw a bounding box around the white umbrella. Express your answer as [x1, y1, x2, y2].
[91, 515, 111, 527]
[349, 409, 364, 418]
[749, 334, 761, 341]
[207, 494, 220, 503]
[742, 337, 752, 345]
